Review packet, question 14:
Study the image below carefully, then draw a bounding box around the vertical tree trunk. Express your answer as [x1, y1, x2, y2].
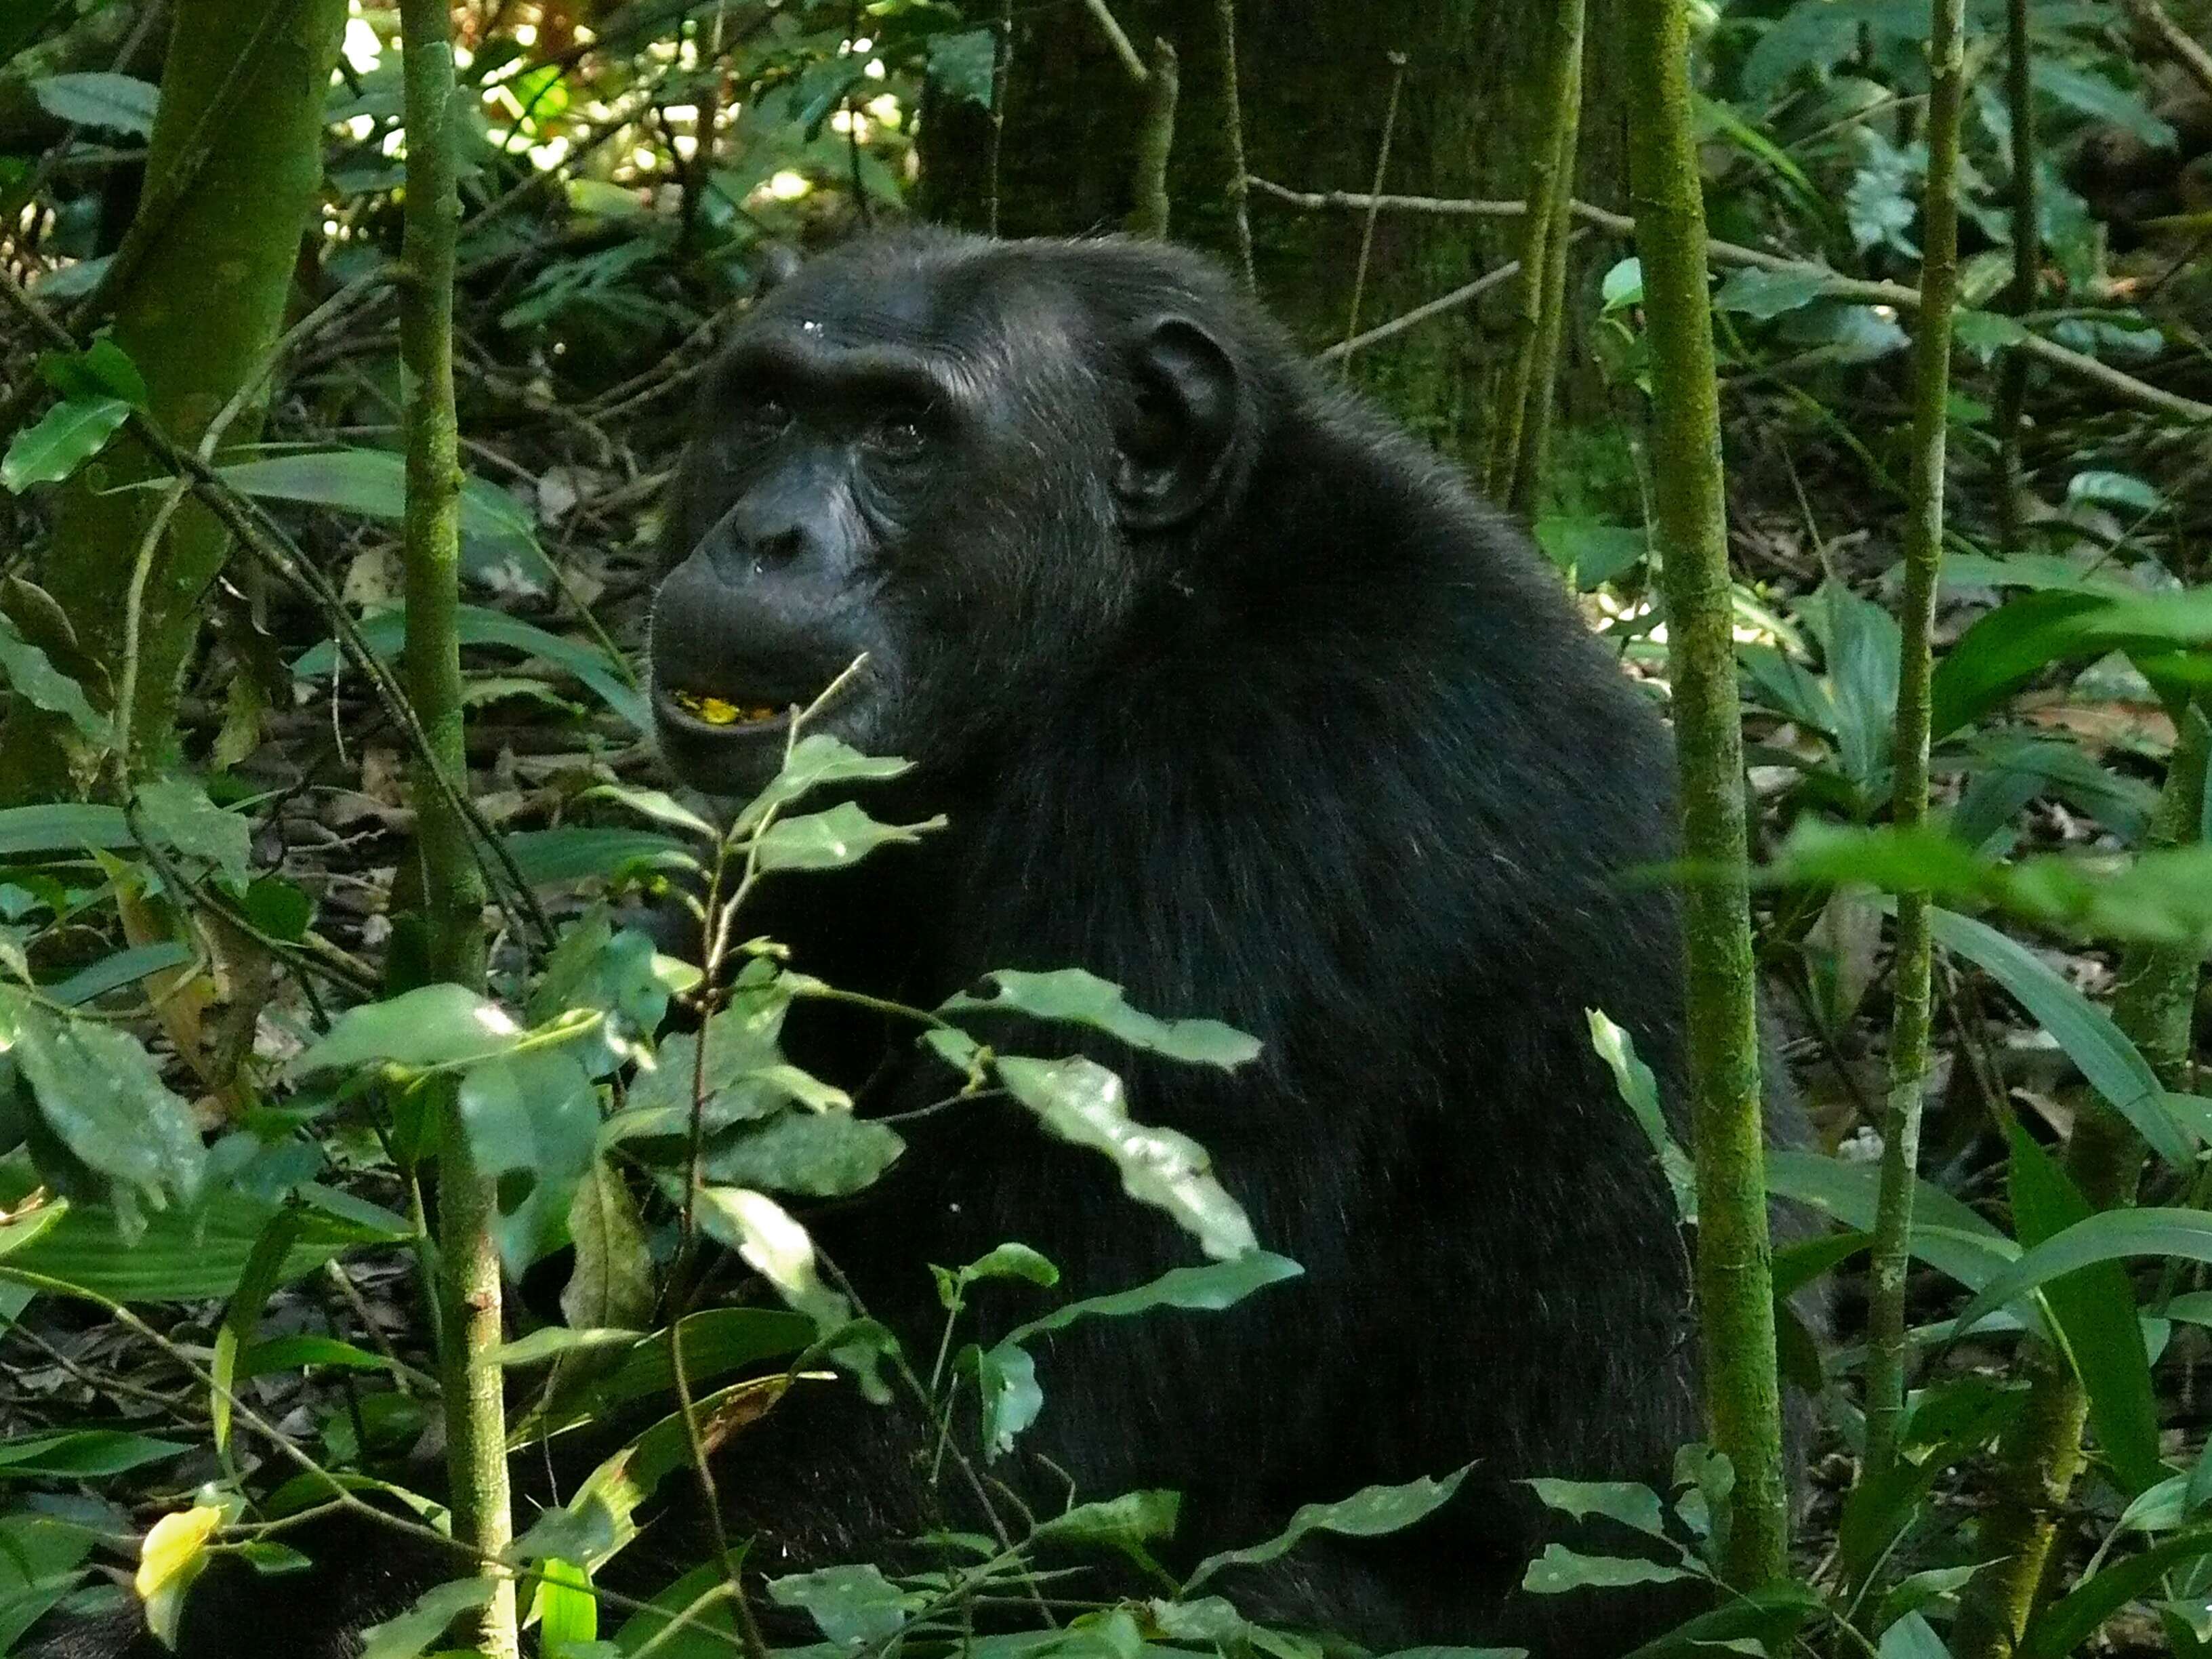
[918, 0, 1625, 472]
[3, 0, 345, 796]
[1862, 0, 1968, 1492]
[397, 1, 515, 1653]
[1621, 0, 1791, 1590]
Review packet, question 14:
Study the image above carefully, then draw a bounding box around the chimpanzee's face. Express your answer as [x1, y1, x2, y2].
[649, 238, 1240, 799]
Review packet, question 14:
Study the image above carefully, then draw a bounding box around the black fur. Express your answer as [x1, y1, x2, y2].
[33, 230, 1808, 1659]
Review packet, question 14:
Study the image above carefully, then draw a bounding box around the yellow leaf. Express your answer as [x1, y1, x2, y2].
[136, 1504, 223, 1647]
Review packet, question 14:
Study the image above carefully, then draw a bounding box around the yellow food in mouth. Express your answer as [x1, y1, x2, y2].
[670, 689, 781, 726]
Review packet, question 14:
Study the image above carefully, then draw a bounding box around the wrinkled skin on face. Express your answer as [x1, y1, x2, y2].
[650, 232, 1252, 797]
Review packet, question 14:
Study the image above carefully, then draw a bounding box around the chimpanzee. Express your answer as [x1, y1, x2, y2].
[37, 228, 1809, 1659]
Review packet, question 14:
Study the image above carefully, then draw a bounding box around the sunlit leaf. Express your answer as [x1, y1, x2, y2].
[136, 1505, 223, 1647]
[295, 984, 527, 1077]
[997, 1055, 1255, 1259]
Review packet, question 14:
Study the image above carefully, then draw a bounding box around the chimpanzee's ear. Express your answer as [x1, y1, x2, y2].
[751, 242, 804, 300]
[1113, 315, 1238, 533]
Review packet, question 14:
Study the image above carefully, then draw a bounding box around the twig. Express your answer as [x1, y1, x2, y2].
[1316, 254, 1532, 364]
[1338, 52, 1407, 373]
[2121, 0, 2212, 106]
[1212, 0, 1255, 291]
[1250, 176, 2212, 424]
[1081, 0, 1149, 83]
[985, 0, 1015, 238]
[1125, 37, 1178, 240]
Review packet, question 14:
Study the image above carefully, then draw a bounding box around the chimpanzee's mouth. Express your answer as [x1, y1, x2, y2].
[655, 684, 795, 737]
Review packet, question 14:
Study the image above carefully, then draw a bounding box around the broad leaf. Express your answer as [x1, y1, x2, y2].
[997, 1055, 1255, 1259]
[2, 396, 131, 492]
[751, 801, 943, 872]
[1189, 1469, 1471, 1590]
[945, 968, 1261, 1069]
[295, 984, 527, 1077]
[30, 73, 159, 136]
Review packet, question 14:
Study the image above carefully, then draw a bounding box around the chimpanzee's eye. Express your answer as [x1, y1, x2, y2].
[869, 411, 930, 459]
[734, 394, 791, 436]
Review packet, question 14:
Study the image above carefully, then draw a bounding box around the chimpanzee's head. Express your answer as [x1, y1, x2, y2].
[649, 230, 1283, 796]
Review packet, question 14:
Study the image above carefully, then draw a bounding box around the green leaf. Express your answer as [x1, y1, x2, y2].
[0, 1429, 186, 1477]
[0, 1172, 403, 1302]
[211, 1208, 305, 1460]
[531, 1557, 598, 1653]
[1033, 1490, 1181, 1553]
[582, 785, 715, 840]
[1713, 267, 1831, 320]
[134, 775, 250, 890]
[0, 802, 133, 856]
[1189, 1469, 1470, 1590]
[504, 827, 697, 887]
[693, 1185, 850, 1334]
[968, 1338, 1043, 1458]
[0, 612, 106, 741]
[0, 1512, 97, 1653]
[1525, 1479, 1669, 1539]
[1618, 1580, 1823, 1659]
[1931, 588, 2212, 741]
[2, 395, 131, 492]
[47, 942, 191, 1008]
[1929, 906, 2192, 1171]
[545, 1307, 813, 1427]
[2031, 61, 2175, 149]
[701, 1110, 904, 1198]
[293, 602, 645, 731]
[1587, 1010, 1694, 1223]
[1521, 1544, 1694, 1595]
[751, 800, 943, 872]
[0, 990, 205, 1231]
[295, 984, 527, 1076]
[736, 733, 913, 827]
[1767, 1148, 2023, 1300]
[359, 1577, 495, 1659]
[617, 987, 792, 1132]
[1007, 1252, 1303, 1344]
[459, 1048, 601, 1275]
[560, 1159, 657, 1335]
[945, 968, 1261, 1069]
[1601, 258, 1643, 311]
[2067, 471, 2163, 514]
[1954, 1210, 2212, 1345]
[768, 1563, 918, 1647]
[2018, 1530, 2212, 1659]
[997, 1055, 1255, 1259]
[958, 1242, 1060, 1290]
[2007, 1122, 2161, 1494]
[30, 72, 159, 136]
[209, 447, 538, 556]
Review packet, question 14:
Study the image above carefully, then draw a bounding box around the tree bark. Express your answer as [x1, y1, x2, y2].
[3, 0, 345, 796]
[916, 0, 1626, 471]
[397, 0, 516, 1652]
[1621, 0, 1791, 1590]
